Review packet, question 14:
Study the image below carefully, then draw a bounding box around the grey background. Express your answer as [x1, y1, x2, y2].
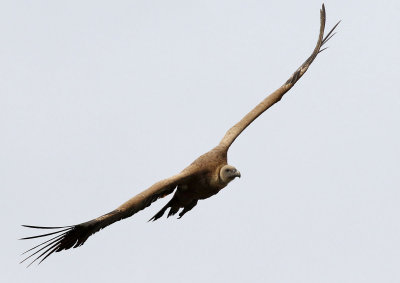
[2, 1, 399, 282]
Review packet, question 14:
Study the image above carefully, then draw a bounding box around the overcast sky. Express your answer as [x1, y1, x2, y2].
[2, 1, 399, 282]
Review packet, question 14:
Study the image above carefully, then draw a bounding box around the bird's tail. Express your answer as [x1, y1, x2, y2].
[149, 196, 199, 221]
[148, 197, 180, 221]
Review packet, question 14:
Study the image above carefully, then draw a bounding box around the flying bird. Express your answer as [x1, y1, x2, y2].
[21, 4, 339, 266]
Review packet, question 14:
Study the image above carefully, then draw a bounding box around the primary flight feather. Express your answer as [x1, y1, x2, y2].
[21, 4, 339, 266]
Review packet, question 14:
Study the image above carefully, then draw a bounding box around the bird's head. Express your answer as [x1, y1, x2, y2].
[219, 165, 241, 184]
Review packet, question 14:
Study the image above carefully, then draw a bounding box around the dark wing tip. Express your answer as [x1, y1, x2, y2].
[20, 226, 74, 266]
[322, 20, 341, 45]
[20, 223, 93, 266]
[19, 227, 71, 240]
[22, 224, 72, 229]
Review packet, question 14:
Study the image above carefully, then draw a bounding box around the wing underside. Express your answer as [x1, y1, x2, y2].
[20, 171, 195, 266]
[219, 4, 340, 149]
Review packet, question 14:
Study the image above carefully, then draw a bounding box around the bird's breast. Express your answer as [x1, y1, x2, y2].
[178, 178, 225, 203]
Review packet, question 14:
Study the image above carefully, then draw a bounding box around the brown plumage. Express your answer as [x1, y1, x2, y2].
[20, 4, 339, 266]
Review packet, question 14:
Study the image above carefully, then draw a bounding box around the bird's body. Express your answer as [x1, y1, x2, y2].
[20, 5, 339, 266]
[149, 146, 235, 220]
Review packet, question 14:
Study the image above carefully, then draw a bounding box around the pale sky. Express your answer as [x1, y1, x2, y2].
[2, 1, 400, 282]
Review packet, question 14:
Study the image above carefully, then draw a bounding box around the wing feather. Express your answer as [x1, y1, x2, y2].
[219, 4, 340, 149]
[20, 170, 196, 266]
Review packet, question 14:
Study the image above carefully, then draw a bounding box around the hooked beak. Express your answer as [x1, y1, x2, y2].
[235, 171, 241, 178]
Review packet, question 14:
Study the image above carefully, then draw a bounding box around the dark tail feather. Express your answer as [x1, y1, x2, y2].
[178, 200, 198, 219]
[148, 205, 169, 222]
[167, 206, 179, 218]
[149, 197, 198, 221]
[148, 198, 177, 222]
[147, 199, 172, 222]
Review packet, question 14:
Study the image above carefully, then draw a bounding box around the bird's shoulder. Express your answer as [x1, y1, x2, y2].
[187, 146, 227, 171]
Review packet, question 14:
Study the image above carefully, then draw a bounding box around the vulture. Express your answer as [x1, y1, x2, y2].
[20, 4, 339, 266]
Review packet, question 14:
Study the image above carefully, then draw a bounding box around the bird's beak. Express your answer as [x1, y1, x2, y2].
[235, 171, 241, 178]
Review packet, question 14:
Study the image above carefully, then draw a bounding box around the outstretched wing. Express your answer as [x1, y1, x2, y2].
[20, 169, 196, 266]
[219, 4, 340, 150]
